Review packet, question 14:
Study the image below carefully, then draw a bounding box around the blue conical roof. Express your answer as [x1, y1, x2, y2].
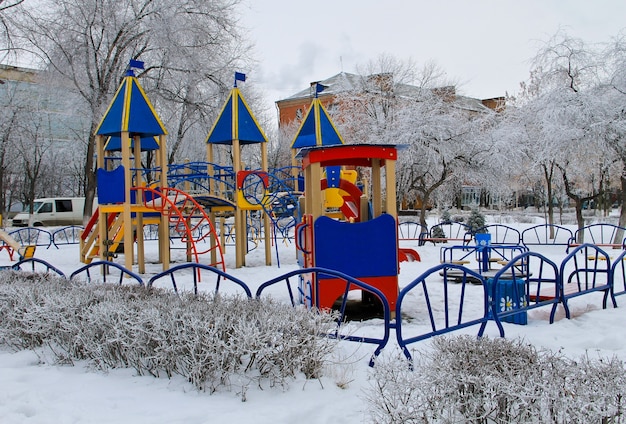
[205, 87, 267, 145]
[291, 97, 344, 149]
[95, 76, 167, 144]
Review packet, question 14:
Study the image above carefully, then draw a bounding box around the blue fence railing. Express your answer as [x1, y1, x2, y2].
[7, 244, 623, 367]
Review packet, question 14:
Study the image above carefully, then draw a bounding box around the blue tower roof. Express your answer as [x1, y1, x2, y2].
[95, 75, 167, 144]
[290, 97, 344, 149]
[205, 87, 267, 145]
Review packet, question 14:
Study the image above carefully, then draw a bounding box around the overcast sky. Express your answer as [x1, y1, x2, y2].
[240, 0, 626, 110]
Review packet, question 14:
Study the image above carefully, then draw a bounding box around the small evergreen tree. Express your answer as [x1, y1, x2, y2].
[440, 209, 451, 224]
[467, 208, 486, 234]
[431, 225, 446, 243]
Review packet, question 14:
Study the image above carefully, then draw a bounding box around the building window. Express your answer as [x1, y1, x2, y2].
[461, 186, 480, 208]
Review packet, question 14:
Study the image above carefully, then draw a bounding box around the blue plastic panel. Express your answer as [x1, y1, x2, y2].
[313, 214, 397, 278]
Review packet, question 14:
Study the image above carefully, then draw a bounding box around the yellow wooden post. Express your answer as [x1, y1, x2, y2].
[154, 138, 163, 264]
[184, 158, 191, 193]
[372, 159, 382, 218]
[233, 137, 245, 267]
[95, 135, 106, 262]
[121, 132, 133, 271]
[186, 215, 192, 262]
[261, 142, 271, 265]
[206, 144, 215, 193]
[160, 200, 170, 270]
[303, 164, 312, 217]
[231, 87, 246, 268]
[159, 135, 170, 270]
[96, 135, 104, 169]
[206, 143, 222, 264]
[308, 162, 323, 220]
[98, 209, 107, 261]
[384, 159, 397, 217]
[134, 136, 145, 273]
[159, 134, 169, 187]
[209, 211, 218, 265]
[384, 157, 399, 278]
[291, 150, 299, 191]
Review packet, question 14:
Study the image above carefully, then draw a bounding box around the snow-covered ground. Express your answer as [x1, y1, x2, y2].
[1, 214, 626, 423]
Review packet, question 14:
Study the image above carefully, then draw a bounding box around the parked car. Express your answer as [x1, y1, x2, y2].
[11, 197, 87, 227]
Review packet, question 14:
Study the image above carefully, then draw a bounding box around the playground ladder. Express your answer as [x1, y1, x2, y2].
[80, 188, 226, 271]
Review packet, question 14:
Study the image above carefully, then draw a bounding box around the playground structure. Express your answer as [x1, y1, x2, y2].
[79, 62, 213, 273]
[70, 61, 408, 312]
[287, 84, 413, 314]
[79, 64, 303, 273]
[295, 143, 400, 312]
[204, 73, 271, 268]
[4, 63, 410, 319]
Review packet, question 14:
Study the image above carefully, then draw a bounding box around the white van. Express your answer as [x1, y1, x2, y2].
[12, 197, 86, 227]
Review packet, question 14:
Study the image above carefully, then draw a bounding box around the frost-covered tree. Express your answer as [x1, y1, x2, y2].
[0, 0, 24, 62]
[14, 116, 54, 210]
[0, 78, 21, 216]
[0, 69, 77, 214]
[266, 121, 295, 170]
[139, 1, 255, 165]
[392, 89, 494, 228]
[535, 33, 608, 230]
[505, 31, 614, 231]
[595, 31, 626, 231]
[332, 55, 494, 228]
[0, 67, 94, 212]
[9, 0, 250, 220]
[332, 54, 423, 145]
[498, 89, 563, 223]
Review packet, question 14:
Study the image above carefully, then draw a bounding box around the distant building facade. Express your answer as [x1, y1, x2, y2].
[0, 63, 88, 143]
[0, 64, 89, 210]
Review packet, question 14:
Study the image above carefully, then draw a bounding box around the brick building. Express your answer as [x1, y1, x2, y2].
[275, 71, 505, 129]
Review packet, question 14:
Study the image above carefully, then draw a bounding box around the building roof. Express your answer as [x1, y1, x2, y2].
[282, 72, 361, 100]
[278, 71, 493, 114]
[0, 64, 38, 83]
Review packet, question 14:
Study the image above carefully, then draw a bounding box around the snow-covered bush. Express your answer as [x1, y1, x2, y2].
[0, 271, 340, 395]
[365, 335, 626, 423]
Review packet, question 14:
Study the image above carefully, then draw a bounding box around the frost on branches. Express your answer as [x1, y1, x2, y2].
[0, 272, 340, 397]
[366, 335, 626, 423]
